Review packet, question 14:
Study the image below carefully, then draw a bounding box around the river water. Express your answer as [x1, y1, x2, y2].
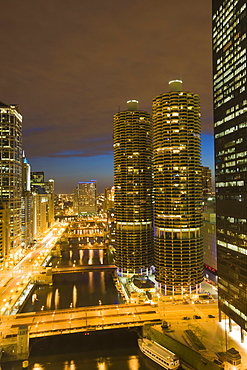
[1, 249, 161, 370]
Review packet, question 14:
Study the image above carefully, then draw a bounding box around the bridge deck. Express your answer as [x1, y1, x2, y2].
[1, 303, 161, 338]
[52, 264, 116, 274]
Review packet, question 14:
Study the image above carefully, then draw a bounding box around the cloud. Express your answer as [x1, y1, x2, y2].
[1, 0, 213, 191]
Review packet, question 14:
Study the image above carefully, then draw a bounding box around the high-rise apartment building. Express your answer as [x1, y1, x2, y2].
[0, 101, 22, 254]
[113, 100, 153, 275]
[152, 80, 203, 294]
[213, 0, 247, 340]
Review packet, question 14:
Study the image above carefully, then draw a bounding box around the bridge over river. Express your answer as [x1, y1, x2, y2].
[52, 264, 116, 274]
[1, 303, 161, 341]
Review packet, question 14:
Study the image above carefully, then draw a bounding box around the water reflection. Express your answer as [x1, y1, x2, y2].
[54, 288, 60, 310]
[63, 360, 76, 370]
[88, 271, 94, 294]
[32, 364, 44, 369]
[99, 249, 104, 264]
[79, 249, 83, 264]
[100, 271, 106, 294]
[128, 355, 140, 370]
[46, 291, 52, 310]
[72, 285, 77, 308]
[88, 249, 93, 265]
[97, 358, 108, 370]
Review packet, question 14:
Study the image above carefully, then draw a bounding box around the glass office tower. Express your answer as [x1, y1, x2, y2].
[213, 0, 247, 341]
[152, 80, 203, 295]
[0, 102, 22, 253]
[113, 100, 153, 275]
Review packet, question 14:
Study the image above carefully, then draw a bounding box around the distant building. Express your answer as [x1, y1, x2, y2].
[0, 101, 22, 253]
[202, 197, 217, 284]
[201, 166, 213, 196]
[31, 171, 45, 183]
[31, 173, 54, 237]
[103, 186, 114, 212]
[73, 180, 97, 214]
[22, 153, 33, 247]
[0, 202, 10, 269]
[113, 100, 153, 275]
[152, 80, 203, 294]
[54, 194, 73, 217]
[213, 0, 247, 341]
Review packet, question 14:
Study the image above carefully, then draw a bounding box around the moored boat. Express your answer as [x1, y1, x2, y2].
[138, 338, 180, 370]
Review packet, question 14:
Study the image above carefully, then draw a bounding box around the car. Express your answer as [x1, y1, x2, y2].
[183, 316, 190, 320]
[208, 314, 215, 318]
[161, 321, 168, 329]
[214, 359, 223, 365]
[193, 315, 201, 319]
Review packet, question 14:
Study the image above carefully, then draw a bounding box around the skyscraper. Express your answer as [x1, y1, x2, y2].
[74, 180, 97, 214]
[113, 100, 153, 275]
[31, 172, 55, 237]
[152, 80, 203, 294]
[213, 0, 247, 341]
[22, 152, 33, 247]
[0, 102, 22, 255]
[202, 166, 213, 196]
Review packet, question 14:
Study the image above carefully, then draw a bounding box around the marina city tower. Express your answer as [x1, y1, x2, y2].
[113, 100, 153, 276]
[152, 80, 203, 294]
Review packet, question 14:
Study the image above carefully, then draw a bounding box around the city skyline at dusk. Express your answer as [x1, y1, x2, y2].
[1, 0, 213, 193]
[1, 0, 247, 366]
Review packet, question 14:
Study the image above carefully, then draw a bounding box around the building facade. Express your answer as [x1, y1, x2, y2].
[74, 180, 97, 214]
[202, 197, 217, 284]
[202, 166, 213, 196]
[152, 80, 203, 294]
[21, 153, 33, 247]
[0, 202, 10, 268]
[113, 100, 153, 275]
[103, 186, 114, 213]
[0, 102, 22, 254]
[31, 172, 55, 237]
[213, 0, 247, 340]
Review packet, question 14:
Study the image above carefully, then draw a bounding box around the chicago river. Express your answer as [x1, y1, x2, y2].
[2, 247, 158, 370]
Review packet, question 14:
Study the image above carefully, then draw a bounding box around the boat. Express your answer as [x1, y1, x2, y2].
[138, 338, 180, 370]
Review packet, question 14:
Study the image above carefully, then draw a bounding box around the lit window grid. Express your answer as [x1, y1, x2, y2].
[213, 0, 247, 333]
[0, 107, 22, 249]
[152, 91, 203, 290]
[113, 110, 154, 274]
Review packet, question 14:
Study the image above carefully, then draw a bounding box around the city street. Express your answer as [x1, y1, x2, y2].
[0, 222, 67, 316]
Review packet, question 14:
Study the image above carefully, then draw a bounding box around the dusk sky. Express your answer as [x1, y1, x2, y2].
[1, 0, 213, 193]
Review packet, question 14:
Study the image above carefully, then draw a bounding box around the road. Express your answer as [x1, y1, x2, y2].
[0, 303, 162, 338]
[0, 222, 67, 316]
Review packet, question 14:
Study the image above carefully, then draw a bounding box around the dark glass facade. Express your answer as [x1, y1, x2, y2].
[213, 0, 247, 338]
[113, 101, 153, 275]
